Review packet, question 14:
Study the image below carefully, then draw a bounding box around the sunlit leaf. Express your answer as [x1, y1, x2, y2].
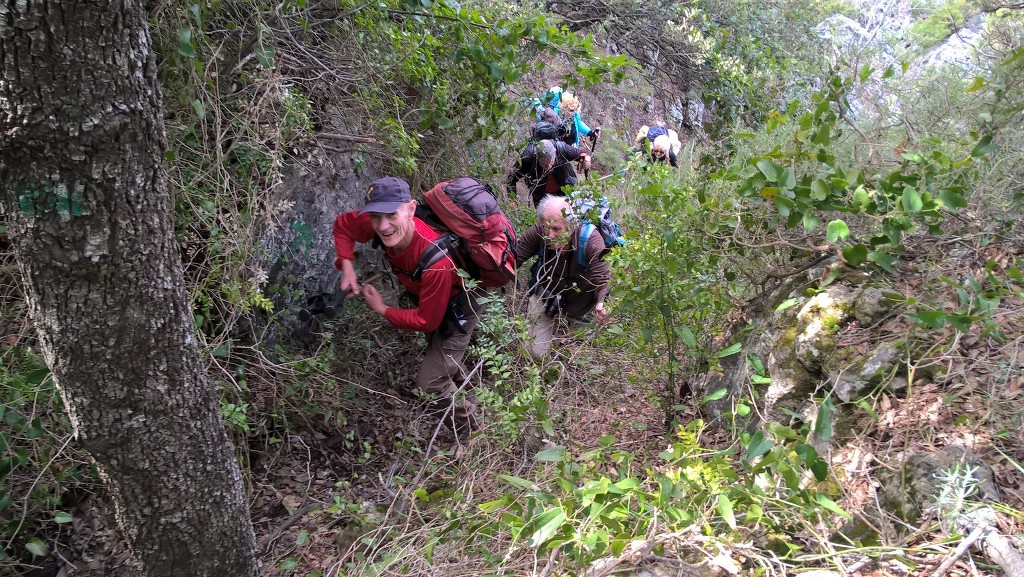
[499, 474, 537, 491]
[775, 298, 798, 312]
[702, 388, 728, 403]
[25, 538, 48, 557]
[534, 446, 567, 462]
[826, 220, 849, 243]
[901, 187, 923, 213]
[717, 494, 736, 529]
[527, 507, 566, 547]
[815, 494, 852, 520]
[813, 398, 833, 442]
[716, 342, 742, 358]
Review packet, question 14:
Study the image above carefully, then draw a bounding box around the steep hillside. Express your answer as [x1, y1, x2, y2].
[2, 1, 1022, 576]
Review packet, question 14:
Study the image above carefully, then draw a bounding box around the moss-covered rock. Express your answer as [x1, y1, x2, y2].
[794, 285, 859, 371]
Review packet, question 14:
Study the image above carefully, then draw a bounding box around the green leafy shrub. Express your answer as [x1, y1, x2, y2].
[474, 419, 847, 572]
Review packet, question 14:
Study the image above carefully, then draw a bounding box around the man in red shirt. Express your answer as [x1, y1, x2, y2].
[333, 177, 481, 437]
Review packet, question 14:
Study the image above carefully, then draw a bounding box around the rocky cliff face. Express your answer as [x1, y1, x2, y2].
[258, 150, 380, 344]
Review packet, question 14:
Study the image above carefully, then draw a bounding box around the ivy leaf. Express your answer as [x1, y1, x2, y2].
[842, 244, 868, 266]
[25, 538, 48, 557]
[868, 251, 898, 274]
[756, 159, 781, 181]
[965, 76, 984, 93]
[937, 187, 966, 209]
[802, 211, 820, 232]
[717, 494, 736, 529]
[191, 99, 205, 120]
[826, 220, 849, 243]
[177, 28, 197, 58]
[253, 42, 274, 69]
[901, 187, 923, 213]
[971, 135, 995, 158]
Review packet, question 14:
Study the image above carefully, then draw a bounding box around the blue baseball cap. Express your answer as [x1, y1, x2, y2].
[360, 177, 412, 214]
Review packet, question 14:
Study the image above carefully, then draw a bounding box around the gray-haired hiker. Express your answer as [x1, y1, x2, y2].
[515, 195, 610, 359]
[507, 139, 591, 207]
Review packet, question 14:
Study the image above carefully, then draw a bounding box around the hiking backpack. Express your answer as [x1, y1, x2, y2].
[570, 194, 626, 267]
[532, 118, 570, 143]
[645, 124, 669, 143]
[409, 178, 518, 289]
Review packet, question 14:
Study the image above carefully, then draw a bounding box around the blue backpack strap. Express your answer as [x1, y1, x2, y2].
[577, 223, 594, 267]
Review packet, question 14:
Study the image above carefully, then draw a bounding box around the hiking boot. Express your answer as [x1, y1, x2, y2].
[455, 415, 480, 444]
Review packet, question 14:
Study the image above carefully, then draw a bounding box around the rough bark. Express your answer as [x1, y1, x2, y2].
[0, 1, 257, 575]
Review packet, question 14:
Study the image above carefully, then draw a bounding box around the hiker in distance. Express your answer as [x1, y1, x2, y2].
[507, 139, 591, 207]
[558, 92, 600, 149]
[333, 177, 483, 438]
[633, 122, 682, 167]
[515, 195, 610, 359]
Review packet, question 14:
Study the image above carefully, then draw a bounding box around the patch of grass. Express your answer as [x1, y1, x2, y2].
[908, 0, 968, 49]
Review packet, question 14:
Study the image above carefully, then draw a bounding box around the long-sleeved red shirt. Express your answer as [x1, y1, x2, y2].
[333, 211, 461, 333]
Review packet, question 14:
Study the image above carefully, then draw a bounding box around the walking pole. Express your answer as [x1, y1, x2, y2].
[579, 130, 599, 181]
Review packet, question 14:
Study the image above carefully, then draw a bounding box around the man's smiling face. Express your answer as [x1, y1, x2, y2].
[369, 200, 417, 251]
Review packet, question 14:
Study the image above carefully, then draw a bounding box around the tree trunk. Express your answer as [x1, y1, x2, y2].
[0, 2, 257, 575]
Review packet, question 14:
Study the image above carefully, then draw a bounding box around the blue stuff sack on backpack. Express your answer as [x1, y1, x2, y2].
[568, 193, 626, 267]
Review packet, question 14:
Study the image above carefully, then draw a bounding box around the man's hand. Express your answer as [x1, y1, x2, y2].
[591, 127, 601, 137]
[339, 260, 361, 297]
[594, 302, 608, 323]
[581, 152, 592, 171]
[361, 284, 388, 315]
